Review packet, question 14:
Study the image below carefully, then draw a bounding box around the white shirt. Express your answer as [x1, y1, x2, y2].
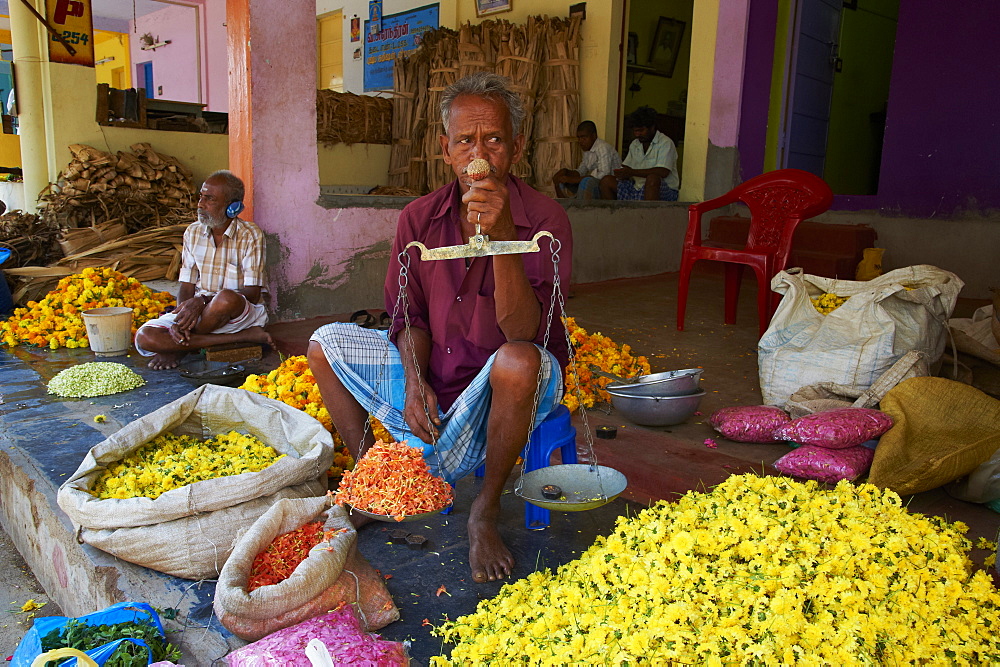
[576, 137, 622, 180]
[623, 130, 679, 190]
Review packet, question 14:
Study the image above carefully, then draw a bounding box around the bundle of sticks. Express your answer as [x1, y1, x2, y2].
[532, 16, 583, 197]
[317, 90, 393, 145]
[421, 28, 460, 193]
[0, 211, 60, 269]
[37, 142, 197, 234]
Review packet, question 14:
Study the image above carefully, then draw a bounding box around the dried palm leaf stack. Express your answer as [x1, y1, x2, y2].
[388, 50, 427, 190]
[5, 224, 188, 305]
[421, 28, 460, 192]
[458, 21, 498, 78]
[317, 90, 392, 146]
[494, 16, 544, 185]
[533, 16, 582, 197]
[37, 142, 197, 234]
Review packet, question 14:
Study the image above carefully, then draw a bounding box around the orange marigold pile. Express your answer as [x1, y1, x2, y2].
[0, 267, 174, 350]
[562, 317, 651, 412]
[240, 355, 393, 478]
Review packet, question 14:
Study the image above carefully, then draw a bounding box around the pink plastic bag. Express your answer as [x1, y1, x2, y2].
[709, 406, 791, 443]
[225, 605, 408, 666]
[773, 444, 875, 484]
[773, 408, 893, 449]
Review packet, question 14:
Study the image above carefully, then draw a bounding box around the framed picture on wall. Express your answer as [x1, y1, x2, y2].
[476, 0, 512, 18]
[648, 17, 686, 77]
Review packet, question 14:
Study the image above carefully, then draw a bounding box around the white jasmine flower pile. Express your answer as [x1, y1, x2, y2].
[48, 362, 145, 398]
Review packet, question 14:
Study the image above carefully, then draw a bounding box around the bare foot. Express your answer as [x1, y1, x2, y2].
[148, 351, 184, 370]
[468, 514, 514, 583]
[244, 326, 274, 347]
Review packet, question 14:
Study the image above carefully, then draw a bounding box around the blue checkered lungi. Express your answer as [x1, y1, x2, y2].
[617, 179, 679, 201]
[309, 323, 563, 483]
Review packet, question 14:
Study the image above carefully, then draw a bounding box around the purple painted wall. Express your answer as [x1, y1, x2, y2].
[736, 0, 777, 181]
[879, 1, 1000, 216]
[202, 0, 229, 113]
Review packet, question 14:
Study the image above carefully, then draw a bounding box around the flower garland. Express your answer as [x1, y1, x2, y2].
[91, 431, 283, 500]
[432, 474, 1000, 665]
[562, 317, 651, 412]
[240, 355, 393, 478]
[0, 267, 174, 350]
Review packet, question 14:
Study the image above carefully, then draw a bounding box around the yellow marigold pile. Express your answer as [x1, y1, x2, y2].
[0, 267, 174, 350]
[432, 474, 1000, 665]
[240, 355, 392, 477]
[91, 431, 283, 500]
[811, 292, 849, 314]
[562, 317, 651, 412]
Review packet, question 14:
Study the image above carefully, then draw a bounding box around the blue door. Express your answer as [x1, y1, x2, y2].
[782, 0, 841, 176]
[135, 61, 154, 98]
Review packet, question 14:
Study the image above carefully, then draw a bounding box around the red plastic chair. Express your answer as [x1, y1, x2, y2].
[676, 169, 833, 337]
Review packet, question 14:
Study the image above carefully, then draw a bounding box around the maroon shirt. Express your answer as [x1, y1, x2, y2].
[385, 176, 573, 411]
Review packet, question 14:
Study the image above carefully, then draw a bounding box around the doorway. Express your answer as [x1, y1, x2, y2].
[135, 61, 154, 99]
[779, 0, 898, 195]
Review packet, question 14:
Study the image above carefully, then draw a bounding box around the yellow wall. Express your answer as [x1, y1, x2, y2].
[0, 26, 17, 167]
[677, 0, 718, 202]
[46, 62, 227, 186]
[624, 0, 693, 118]
[318, 142, 391, 186]
[94, 31, 131, 89]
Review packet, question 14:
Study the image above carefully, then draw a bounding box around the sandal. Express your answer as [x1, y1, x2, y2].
[349, 309, 378, 328]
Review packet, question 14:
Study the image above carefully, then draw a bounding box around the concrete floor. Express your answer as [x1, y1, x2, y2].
[1, 265, 998, 663]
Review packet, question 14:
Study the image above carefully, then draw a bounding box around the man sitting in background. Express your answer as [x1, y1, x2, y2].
[551, 120, 622, 200]
[135, 170, 272, 369]
[599, 106, 680, 201]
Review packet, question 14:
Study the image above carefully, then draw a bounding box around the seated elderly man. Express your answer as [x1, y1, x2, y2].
[135, 170, 272, 369]
[599, 106, 680, 201]
[308, 72, 573, 584]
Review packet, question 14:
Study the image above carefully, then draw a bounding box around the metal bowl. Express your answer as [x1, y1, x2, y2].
[606, 369, 703, 397]
[606, 387, 705, 426]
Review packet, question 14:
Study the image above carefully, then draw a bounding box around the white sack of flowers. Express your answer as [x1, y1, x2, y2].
[57, 384, 334, 579]
[759, 265, 963, 407]
[433, 474, 1000, 665]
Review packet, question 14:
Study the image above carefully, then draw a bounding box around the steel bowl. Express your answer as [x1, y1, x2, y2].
[606, 387, 705, 426]
[606, 369, 704, 397]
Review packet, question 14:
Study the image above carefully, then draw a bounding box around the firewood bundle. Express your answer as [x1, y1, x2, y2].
[0, 211, 60, 268]
[422, 28, 460, 193]
[38, 142, 197, 233]
[317, 90, 392, 145]
[533, 16, 582, 197]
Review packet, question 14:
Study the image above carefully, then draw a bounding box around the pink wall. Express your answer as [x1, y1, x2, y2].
[709, 0, 750, 148]
[130, 4, 200, 102]
[202, 0, 229, 112]
[243, 0, 397, 316]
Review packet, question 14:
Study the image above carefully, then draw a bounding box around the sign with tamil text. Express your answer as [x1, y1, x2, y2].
[363, 3, 438, 92]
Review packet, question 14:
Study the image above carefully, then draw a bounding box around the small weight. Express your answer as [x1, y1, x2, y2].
[541, 484, 562, 500]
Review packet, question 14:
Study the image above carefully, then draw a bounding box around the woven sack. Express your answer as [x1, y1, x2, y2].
[759, 265, 962, 407]
[868, 377, 1000, 495]
[214, 496, 399, 641]
[57, 385, 335, 579]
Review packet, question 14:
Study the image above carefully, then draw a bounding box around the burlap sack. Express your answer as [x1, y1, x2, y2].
[56, 385, 335, 579]
[214, 496, 399, 641]
[868, 377, 1000, 495]
[79, 480, 325, 580]
[58, 385, 334, 529]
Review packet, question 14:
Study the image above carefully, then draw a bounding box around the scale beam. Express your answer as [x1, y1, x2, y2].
[405, 230, 554, 261]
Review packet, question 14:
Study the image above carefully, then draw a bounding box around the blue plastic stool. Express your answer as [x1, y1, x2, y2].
[473, 404, 578, 529]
